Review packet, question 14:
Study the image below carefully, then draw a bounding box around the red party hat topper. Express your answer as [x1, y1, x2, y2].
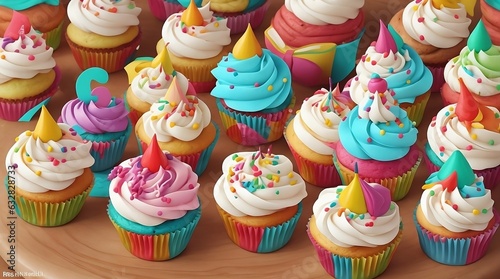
[375, 20, 397, 54]
[455, 78, 479, 131]
[5, 11, 31, 40]
[141, 134, 169, 172]
[440, 171, 458, 193]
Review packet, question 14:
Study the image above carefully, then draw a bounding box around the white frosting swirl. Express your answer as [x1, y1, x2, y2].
[5, 124, 95, 193]
[141, 94, 212, 142]
[161, 4, 231, 59]
[67, 0, 141, 36]
[213, 151, 307, 217]
[130, 66, 190, 105]
[284, 0, 365, 25]
[427, 104, 500, 170]
[0, 26, 55, 84]
[313, 186, 401, 247]
[357, 88, 397, 123]
[444, 46, 500, 97]
[420, 182, 495, 232]
[402, 1, 471, 48]
[292, 88, 351, 155]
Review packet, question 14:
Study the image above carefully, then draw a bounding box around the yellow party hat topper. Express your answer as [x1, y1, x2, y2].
[338, 163, 367, 214]
[431, 0, 477, 16]
[33, 106, 62, 143]
[233, 24, 263, 60]
[151, 45, 175, 75]
[181, 0, 204, 27]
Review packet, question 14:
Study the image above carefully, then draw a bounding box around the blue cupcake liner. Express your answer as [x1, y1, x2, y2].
[193, 122, 220, 175]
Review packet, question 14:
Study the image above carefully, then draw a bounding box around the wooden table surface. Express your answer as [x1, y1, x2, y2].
[1, 1, 498, 278]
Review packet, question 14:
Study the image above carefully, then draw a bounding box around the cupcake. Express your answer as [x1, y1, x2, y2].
[211, 25, 294, 146]
[264, 0, 365, 87]
[0, 1, 65, 49]
[124, 45, 195, 126]
[66, 0, 142, 73]
[59, 67, 131, 172]
[150, 0, 269, 35]
[425, 78, 500, 190]
[441, 20, 500, 109]
[480, 0, 500, 45]
[415, 150, 499, 265]
[4, 106, 95, 227]
[135, 76, 219, 175]
[344, 20, 433, 126]
[0, 11, 61, 122]
[307, 164, 403, 278]
[389, 0, 476, 92]
[335, 76, 422, 201]
[108, 135, 201, 261]
[160, 0, 231, 93]
[213, 148, 307, 253]
[284, 84, 352, 188]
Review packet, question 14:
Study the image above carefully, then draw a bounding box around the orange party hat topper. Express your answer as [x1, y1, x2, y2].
[375, 20, 397, 54]
[181, 0, 204, 27]
[5, 11, 31, 40]
[141, 134, 169, 172]
[431, 0, 476, 16]
[33, 106, 63, 143]
[151, 45, 175, 75]
[233, 24, 263, 60]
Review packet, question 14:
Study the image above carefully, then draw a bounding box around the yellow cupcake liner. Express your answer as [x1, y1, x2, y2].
[15, 183, 93, 227]
[43, 20, 64, 50]
[400, 90, 430, 127]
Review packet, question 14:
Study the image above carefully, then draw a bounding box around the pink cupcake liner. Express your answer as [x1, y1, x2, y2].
[0, 66, 61, 122]
[147, 0, 184, 21]
[219, 1, 270, 35]
[427, 64, 445, 93]
[191, 80, 216, 94]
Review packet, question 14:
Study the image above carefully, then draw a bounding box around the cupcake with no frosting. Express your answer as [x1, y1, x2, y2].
[285, 84, 352, 188]
[425, 78, 500, 190]
[335, 76, 422, 201]
[108, 135, 201, 261]
[213, 148, 307, 253]
[416, 150, 499, 265]
[66, 0, 142, 73]
[344, 20, 432, 126]
[211, 25, 294, 146]
[0, 12, 61, 121]
[389, 0, 476, 92]
[160, 0, 231, 93]
[59, 68, 131, 172]
[5, 106, 95, 226]
[308, 165, 403, 278]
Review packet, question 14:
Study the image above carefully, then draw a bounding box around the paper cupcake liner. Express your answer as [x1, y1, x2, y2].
[219, 1, 270, 35]
[400, 91, 430, 127]
[109, 205, 201, 261]
[191, 80, 216, 94]
[216, 203, 302, 253]
[427, 64, 446, 93]
[333, 152, 422, 201]
[147, 0, 184, 21]
[43, 20, 64, 50]
[423, 144, 500, 190]
[82, 122, 132, 172]
[15, 184, 93, 227]
[66, 31, 141, 73]
[170, 59, 217, 93]
[0, 66, 61, 122]
[139, 122, 219, 175]
[307, 222, 402, 278]
[216, 97, 295, 146]
[413, 207, 500, 265]
[286, 141, 340, 188]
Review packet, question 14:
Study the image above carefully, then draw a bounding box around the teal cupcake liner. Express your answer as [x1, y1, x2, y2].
[257, 202, 302, 253]
[193, 122, 220, 175]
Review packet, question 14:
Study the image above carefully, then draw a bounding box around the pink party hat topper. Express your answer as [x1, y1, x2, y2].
[338, 163, 391, 217]
[141, 134, 170, 172]
[367, 73, 389, 93]
[4, 11, 31, 40]
[375, 20, 397, 54]
[163, 75, 191, 106]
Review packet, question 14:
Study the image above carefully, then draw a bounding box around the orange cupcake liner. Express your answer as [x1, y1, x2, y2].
[400, 90, 430, 127]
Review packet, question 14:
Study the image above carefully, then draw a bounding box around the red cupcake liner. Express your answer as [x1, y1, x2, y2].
[147, 0, 184, 21]
[427, 64, 445, 93]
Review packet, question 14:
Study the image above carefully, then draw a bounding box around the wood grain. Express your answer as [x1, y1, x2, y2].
[1, 1, 498, 278]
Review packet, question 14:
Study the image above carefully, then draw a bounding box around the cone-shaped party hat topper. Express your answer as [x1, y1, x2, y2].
[338, 163, 391, 217]
[375, 20, 397, 54]
[181, 0, 204, 27]
[141, 134, 169, 172]
[456, 78, 480, 130]
[163, 75, 190, 105]
[33, 106, 63, 143]
[435, 150, 475, 188]
[151, 45, 175, 75]
[432, 0, 476, 16]
[233, 24, 263, 60]
[5, 11, 31, 40]
[467, 20, 492, 53]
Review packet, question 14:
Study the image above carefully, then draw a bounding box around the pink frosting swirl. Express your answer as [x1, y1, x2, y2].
[60, 98, 129, 134]
[108, 154, 200, 226]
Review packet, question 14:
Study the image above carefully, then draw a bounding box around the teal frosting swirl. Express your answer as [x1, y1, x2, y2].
[338, 104, 418, 162]
[211, 49, 293, 113]
[485, 0, 500, 10]
[0, 0, 59, 10]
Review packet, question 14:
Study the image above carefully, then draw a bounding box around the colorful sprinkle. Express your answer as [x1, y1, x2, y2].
[430, 190, 435, 196]
[482, 209, 488, 214]
[472, 209, 480, 215]
[267, 85, 273, 91]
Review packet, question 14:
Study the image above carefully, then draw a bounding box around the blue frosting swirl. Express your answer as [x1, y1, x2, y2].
[0, 0, 59, 10]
